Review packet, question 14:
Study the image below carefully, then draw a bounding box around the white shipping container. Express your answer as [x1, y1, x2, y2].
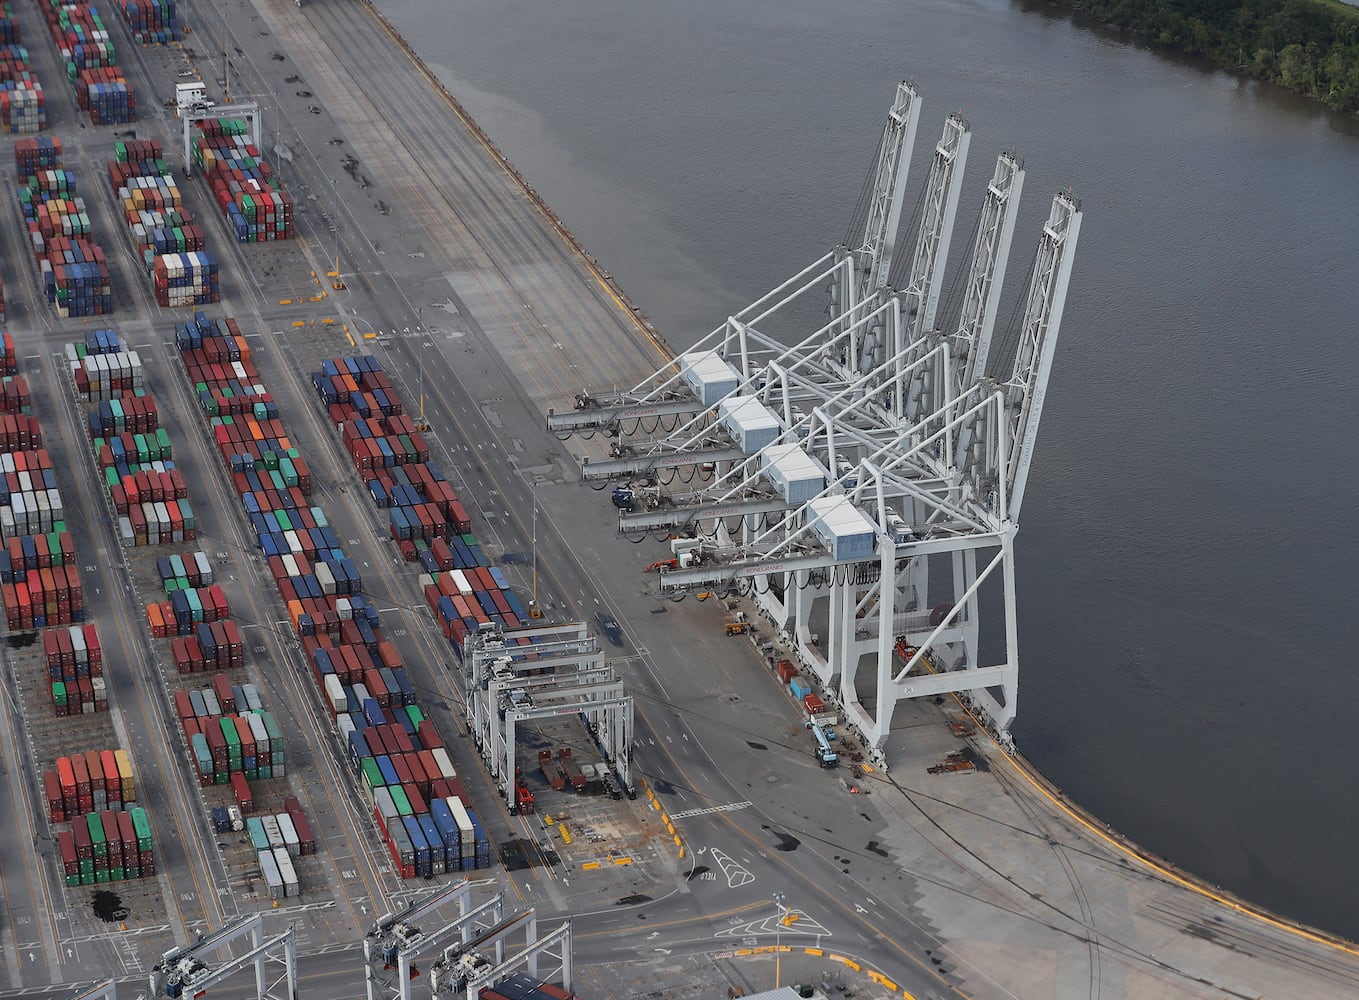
[277, 813, 300, 857]
[449, 570, 471, 596]
[202, 690, 220, 716]
[274, 849, 298, 897]
[194, 550, 213, 583]
[314, 562, 335, 595]
[262, 814, 285, 851]
[281, 554, 299, 578]
[258, 849, 284, 900]
[373, 787, 397, 830]
[431, 747, 457, 780]
[323, 674, 345, 714]
[351, 682, 370, 707]
[247, 712, 269, 753]
[447, 797, 475, 857]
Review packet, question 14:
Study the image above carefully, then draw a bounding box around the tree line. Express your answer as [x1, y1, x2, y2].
[1045, 0, 1359, 112]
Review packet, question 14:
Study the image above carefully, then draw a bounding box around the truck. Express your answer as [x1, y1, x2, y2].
[811, 723, 838, 767]
[557, 748, 587, 792]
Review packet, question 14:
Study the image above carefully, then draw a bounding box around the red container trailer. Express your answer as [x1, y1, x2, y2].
[230, 771, 253, 812]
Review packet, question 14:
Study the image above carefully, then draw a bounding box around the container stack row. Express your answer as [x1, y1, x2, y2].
[0, 372, 28, 413]
[241, 799, 314, 896]
[173, 313, 491, 877]
[312, 354, 536, 655]
[87, 391, 159, 438]
[43, 747, 132, 821]
[56, 807, 154, 885]
[35, 0, 135, 124]
[71, 344, 144, 401]
[192, 118, 294, 242]
[163, 618, 243, 668]
[171, 675, 287, 787]
[0, 36, 47, 133]
[107, 138, 219, 306]
[18, 158, 111, 317]
[346, 713, 489, 876]
[2, 529, 76, 578]
[42, 623, 104, 714]
[111, 0, 177, 44]
[15, 135, 59, 179]
[144, 583, 227, 635]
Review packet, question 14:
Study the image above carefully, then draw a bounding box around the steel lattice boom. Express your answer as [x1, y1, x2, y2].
[547, 82, 1082, 761]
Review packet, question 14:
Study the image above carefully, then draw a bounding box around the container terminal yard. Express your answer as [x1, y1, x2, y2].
[0, 0, 1354, 999]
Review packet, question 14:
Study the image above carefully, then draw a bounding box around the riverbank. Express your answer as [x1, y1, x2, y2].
[1039, 0, 1359, 112]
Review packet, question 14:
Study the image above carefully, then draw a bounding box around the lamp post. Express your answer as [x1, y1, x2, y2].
[773, 891, 786, 988]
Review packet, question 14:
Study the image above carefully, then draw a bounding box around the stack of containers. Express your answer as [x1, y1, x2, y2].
[72, 347, 143, 400]
[42, 623, 104, 714]
[111, 0, 178, 44]
[87, 392, 159, 438]
[42, 748, 132, 821]
[312, 355, 536, 656]
[0, 373, 28, 412]
[171, 676, 285, 784]
[0, 447, 65, 539]
[143, 584, 228, 635]
[155, 549, 214, 591]
[245, 799, 312, 895]
[0, 36, 47, 133]
[107, 139, 206, 264]
[35, 0, 135, 124]
[18, 161, 111, 317]
[0, 529, 76, 579]
[55, 807, 153, 885]
[15, 135, 60, 179]
[193, 119, 294, 241]
[152, 252, 219, 307]
[172, 313, 490, 877]
[162, 618, 242, 666]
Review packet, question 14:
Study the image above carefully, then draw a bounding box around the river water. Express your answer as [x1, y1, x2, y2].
[375, 0, 1359, 939]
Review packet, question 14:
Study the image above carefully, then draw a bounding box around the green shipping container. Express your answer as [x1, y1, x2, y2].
[52, 681, 67, 705]
[260, 712, 283, 762]
[404, 705, 424, 729]
[131, 807, 152, 851]
[390, 785, 413, 818]
[87, 814, 107, 857]
[247, 817, 269, 852]
[191, 733, 213, 776]
[361, 757, 383, 792]
[155, 428, 172, 459]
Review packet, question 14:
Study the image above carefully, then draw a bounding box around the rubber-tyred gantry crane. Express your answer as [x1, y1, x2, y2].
[547, 82, 1081, 761]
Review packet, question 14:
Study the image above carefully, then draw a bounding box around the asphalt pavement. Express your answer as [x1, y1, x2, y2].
[1, 0, 1358, 996]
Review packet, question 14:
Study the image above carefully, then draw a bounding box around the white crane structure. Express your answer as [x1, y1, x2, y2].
[147, 912, 297, 1000]
[363, 880, 574, 1000]
[546, 82, 1081, 759]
